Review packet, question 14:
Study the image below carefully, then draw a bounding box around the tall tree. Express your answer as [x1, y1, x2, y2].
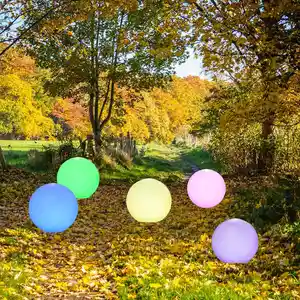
[23, 0, 190, 151]
[0, 47, 56, 139]
[184, 0, 300, 172]
[107, 76, 211, 143]
[51, 97, 91, 141]
[0, 74, 55, 138]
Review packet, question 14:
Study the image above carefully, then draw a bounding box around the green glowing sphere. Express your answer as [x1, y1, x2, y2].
[57, 157, 100, 199]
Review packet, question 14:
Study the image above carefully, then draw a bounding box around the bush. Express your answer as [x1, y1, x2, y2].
[230, 176, 300, 233]
[27, 149, 54, 171]
[105, 145, 132, 169]
[93, 150, 117, 170]
[56, 142, 80, 163]
[208, 121, 300, 176]
[209, 124, 261, 175]
[26, 141, 84, 171]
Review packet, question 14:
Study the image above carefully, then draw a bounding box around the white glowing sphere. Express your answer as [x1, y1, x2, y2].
[126, 178, 172, 222]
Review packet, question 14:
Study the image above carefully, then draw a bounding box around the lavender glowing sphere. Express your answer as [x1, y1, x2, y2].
[212, 218, 259, 263]
[187, 169, 226, 208]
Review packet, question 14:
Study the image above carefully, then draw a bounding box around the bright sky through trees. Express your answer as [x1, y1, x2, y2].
[175, 48, 210, 79]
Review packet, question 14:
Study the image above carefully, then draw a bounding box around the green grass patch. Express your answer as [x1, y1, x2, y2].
[1, 140, 221, 182]
[0, 140, 58, 151]
[117, 274, 295, 300]
[101, 143, 199, 183]
[1, 140, 59, 170]
[180, 146, 223, 172]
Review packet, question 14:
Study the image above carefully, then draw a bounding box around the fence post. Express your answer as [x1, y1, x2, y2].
[0, 146, 7, 170]
[133, 140, 138, 156]
[120, 133, 124, 152]
[126, 132, 130, 155]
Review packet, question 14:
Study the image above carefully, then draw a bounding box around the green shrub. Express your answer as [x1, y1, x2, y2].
[105, 145, 133, 169]
[94, 150, 117, 170]
[27, 149, 54, 171]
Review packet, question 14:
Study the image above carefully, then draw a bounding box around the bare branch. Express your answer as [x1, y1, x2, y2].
[0, 0, 79, 57]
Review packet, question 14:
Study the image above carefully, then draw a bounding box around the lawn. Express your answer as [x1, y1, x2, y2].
[0, 142, 299, 299]
[0, 140, 59, 150]
[0, 140, 219, 182]
[0, 140, 59, 170]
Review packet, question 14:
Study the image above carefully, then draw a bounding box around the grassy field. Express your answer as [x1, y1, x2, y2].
[0, 141, 299, 299]
[0, 140, 59, 149]
[0, 140, 59, 170]
[0, 140, 221, 182]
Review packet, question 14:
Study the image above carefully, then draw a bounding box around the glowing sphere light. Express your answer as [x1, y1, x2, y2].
[126, 178, 172, 222]
[187, 169, 226, 208]
[29, 183, 78, 233]
[212, 218, 259, 263]
[57, 157, 100, 199]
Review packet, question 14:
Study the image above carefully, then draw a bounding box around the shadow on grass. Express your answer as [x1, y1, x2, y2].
[226, 175, 300, 231]
[3, 145, 223, 182]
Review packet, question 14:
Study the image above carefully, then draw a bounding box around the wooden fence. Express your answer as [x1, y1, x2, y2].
[111, 132, 138, 158]
[83, 132, 138, 159]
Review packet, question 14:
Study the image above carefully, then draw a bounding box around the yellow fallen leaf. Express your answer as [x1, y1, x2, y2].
[150, 283, 162, 288]
[53, 235, 61, 241]
[200, 233, 208, 242]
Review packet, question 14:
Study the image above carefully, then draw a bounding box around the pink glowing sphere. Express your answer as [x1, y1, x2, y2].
[187, 169, 226, 208]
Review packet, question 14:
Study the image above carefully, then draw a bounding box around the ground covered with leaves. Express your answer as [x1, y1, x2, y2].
[1, 161, 300, 299]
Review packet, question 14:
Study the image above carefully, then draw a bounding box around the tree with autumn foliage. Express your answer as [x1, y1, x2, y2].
[21, 0, 191, 152]
[0, 46, 57, 139]
[0, 0, 85, 57]
[107, 76, 212, 143]
[51, 98, 91, 141]
[182, 0, 300, 173]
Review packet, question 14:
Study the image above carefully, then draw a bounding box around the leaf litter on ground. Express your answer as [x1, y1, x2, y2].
[0, 167, 299, 299]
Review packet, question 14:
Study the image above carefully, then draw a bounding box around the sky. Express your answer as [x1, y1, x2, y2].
[174, 48, 210, 79]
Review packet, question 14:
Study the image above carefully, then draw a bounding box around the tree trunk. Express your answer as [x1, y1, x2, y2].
[94, 132, 102, 153]
[284, 175, 298, 223]
[258, 113, 275, 174]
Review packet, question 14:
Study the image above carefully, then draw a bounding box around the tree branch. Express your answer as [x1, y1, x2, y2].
[0, 9, 55, 57]
[99, 11, 124, 132]
[0, 15, 22, 36]
[0, 0, 79, 57]
[98, 79, 111, 124]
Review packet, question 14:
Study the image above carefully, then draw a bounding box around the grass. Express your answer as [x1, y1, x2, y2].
[0, 140, 59, 150]
[101, 143, 224, 183]
[0, 239, 30, 300]
[0, 140, 222, 181]
[0, 140, 59, 170]
[102, 143, 188, 183]
[117, 277, 256, 300]
[179, 146, 223, 172]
